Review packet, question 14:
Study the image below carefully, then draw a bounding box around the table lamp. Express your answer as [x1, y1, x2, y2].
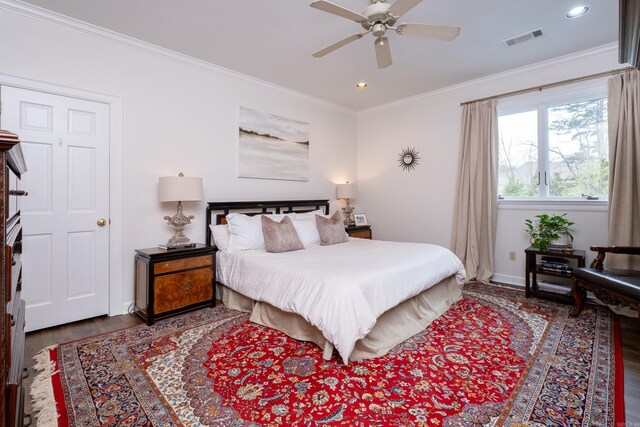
[336, 182, 357, 226]
[158, 173, 203, 248]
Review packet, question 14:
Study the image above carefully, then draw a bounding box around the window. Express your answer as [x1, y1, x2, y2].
[497, 83, 608, 200]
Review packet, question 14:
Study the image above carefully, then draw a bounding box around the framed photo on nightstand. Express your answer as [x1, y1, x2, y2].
[354, 213, 368, 226]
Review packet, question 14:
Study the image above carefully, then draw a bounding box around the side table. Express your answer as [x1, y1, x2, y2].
[345, 225, 372, 239]
[525, 246, 586, 303]
[134, 244, 215, 325]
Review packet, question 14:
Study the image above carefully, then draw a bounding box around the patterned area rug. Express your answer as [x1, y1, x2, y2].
[30, 284, 625, 426]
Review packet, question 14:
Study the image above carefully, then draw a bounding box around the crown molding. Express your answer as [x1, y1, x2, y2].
[0, 0, 356, 115]
[0, 0, 617, 116]
[359, 42, 619, 116]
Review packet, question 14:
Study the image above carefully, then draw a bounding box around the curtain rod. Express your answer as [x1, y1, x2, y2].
[460, 66, 636, 106]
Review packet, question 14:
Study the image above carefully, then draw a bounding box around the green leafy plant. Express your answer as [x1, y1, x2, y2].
[524, 213, 575, 251]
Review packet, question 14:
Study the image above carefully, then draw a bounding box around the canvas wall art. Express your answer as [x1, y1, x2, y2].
[238, 107, 309, 181]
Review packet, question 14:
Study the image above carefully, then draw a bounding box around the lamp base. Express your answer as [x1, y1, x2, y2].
[163, 201, 195, 249]
[341, 199, 355, 226]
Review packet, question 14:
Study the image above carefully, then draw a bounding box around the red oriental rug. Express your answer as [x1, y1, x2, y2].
[30, 283, 625, 426]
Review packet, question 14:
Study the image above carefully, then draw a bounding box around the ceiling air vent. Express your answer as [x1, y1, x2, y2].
[504, 28, 543, 47]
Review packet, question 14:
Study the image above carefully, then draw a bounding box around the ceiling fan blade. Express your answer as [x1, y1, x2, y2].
[310, 0, 367, 23]
[387, 0, 422, 18]
[396, 23, 460, 41]
[375, 37, 392, 69]
[313, 33, 365, 57]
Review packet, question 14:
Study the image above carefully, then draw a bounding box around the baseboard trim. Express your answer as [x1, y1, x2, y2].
[490, 274, 525, 287]
[117, 301, 133, 317]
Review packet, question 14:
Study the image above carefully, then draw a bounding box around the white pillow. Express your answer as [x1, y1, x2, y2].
[295, 209, 327, 220]
[209, 224, 230, 252]
[226, 213, 295, 251]
[292, 217, 321, 247]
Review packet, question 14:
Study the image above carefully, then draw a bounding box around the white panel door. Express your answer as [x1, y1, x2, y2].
[1, 86, 110, 331]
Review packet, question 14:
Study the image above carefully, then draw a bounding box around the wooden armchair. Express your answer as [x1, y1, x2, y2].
[570, 246, 640, 316]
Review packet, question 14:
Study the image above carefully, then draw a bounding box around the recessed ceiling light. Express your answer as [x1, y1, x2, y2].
[565, 6, 590, 19]
[356, 82, 368, 89]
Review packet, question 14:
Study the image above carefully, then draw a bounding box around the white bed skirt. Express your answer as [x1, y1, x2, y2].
[217, 276, 462, 362]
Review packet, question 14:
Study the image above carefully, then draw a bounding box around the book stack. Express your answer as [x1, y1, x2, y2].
[539, 256, 572, 275]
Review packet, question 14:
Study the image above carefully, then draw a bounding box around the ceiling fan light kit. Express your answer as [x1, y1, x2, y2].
[310, 0, 460, 68]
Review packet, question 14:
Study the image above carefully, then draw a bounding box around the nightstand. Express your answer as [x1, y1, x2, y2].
[524, 246, 586, 304]
[345, 225, 372, 239]
[134, 244, 215, 325]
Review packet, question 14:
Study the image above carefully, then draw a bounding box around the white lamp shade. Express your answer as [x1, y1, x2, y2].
[336, 183, 357, 199]
[158, 175, 203, 202]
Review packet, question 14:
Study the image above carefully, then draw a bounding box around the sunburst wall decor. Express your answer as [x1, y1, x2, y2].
[398, 147, 420, 172]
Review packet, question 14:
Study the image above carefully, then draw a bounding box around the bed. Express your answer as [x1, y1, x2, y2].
[206, 200, 466, 364]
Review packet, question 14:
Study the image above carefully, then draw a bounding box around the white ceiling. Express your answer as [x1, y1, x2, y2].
[17, 0, 618, 111]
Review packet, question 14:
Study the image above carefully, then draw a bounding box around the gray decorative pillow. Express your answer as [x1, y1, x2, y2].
[315, 211, 348, 246]
[261, 216, 304, 253]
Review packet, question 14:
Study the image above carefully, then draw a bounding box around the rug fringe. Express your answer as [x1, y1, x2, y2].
[30, 345, 60, 426]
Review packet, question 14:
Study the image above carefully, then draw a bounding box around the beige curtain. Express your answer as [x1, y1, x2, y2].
[451, 100, 498, 283]
[608, 69, 640, 269]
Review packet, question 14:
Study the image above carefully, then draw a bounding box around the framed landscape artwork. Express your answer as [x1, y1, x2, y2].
[238, 107, 309, 181]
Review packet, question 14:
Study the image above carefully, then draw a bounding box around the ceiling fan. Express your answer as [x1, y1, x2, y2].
[310, 0, 460, 69]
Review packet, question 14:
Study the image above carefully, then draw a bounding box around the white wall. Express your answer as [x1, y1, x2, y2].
[493, 203, 608, 284]
[0, 3, 623, 313]
[0, 7, 357, 312]
[357, 44, 619, 285]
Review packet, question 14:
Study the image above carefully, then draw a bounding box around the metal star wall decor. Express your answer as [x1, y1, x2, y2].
[398, 147, 420, 172]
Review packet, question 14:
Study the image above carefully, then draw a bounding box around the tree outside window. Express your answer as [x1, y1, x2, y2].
[498, 96, 608, 199]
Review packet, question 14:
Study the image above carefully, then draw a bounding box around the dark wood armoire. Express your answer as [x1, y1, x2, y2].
[0, 130, 27, 426]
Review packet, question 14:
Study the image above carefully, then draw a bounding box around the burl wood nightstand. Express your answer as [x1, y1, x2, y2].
[134, 244, 215, 325]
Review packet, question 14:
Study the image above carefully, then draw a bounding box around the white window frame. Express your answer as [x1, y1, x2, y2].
[497, 77, 609, 207]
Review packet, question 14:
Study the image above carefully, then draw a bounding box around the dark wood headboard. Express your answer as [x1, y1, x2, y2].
[205, 199, 330, 247]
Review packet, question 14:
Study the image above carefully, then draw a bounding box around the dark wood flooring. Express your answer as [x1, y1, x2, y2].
[22, 310, 640, 424]
[622, 315, 640, 426]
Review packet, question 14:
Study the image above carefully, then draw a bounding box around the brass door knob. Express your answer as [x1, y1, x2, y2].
[97, 218, 107, 227]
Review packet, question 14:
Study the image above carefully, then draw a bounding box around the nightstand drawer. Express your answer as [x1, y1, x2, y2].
[154, 254, 212, 275]
[346, 225, 372, 239]
[154, 268, 213, 314]
[350, 230, 371, 239]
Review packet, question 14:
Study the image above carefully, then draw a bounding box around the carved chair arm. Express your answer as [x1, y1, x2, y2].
[588, 245, 640, 270]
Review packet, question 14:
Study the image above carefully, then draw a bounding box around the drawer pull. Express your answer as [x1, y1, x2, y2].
[9, 189, 28, 196]
[22, 367, 30, 379]
[10, 315, 15, 327]
[24, 413, 33, 427]
[179, 278, 193, 295]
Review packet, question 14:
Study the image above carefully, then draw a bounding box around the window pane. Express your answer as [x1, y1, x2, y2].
[498, 110, 538, 197]
[548, 98, 608, 197]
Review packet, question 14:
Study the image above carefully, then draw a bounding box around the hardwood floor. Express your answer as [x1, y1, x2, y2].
[22, 310, 640, 425]
[621, 315, 640, 426]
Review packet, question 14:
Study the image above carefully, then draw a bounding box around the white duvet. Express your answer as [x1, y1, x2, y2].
[217, 238, 466, 364]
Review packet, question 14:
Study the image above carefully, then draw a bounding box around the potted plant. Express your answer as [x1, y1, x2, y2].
[524, 213, 575, 251]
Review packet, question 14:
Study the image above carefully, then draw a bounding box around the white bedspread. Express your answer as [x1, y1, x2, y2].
[217, 238, 466, 363]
